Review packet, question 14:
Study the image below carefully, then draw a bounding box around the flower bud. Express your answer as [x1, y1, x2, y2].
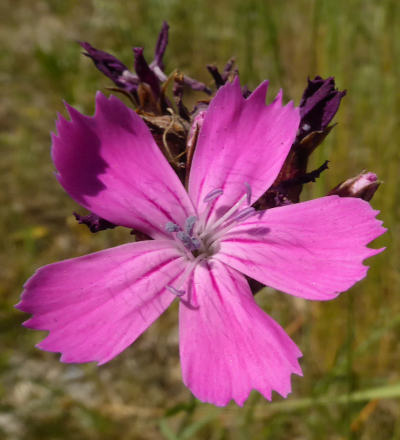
[328, 171, 380, 201]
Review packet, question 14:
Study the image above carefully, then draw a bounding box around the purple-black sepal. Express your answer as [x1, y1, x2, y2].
[73, 212, 116, 233]
[257, 77, 345, 207]
[297, 76, 346, 141]
[79, 42, 137, 93]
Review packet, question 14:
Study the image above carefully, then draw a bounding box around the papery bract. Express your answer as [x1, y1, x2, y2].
[17, 78, 385, 406]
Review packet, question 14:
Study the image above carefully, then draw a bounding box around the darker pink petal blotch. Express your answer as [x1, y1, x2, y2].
[17, 78, 385, 407]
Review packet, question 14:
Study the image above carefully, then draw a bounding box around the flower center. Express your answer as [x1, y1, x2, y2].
[166, 184, 254, 260]
[165, 184, 255, 297]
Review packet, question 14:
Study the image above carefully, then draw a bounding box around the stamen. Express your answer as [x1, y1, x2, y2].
[202, 193, 248, 237]
[245, 182, 252, 205]
[199, 188, 224, 231]
[165, 218, 201, 257]
[165, 184, 255, 262]
[165, 222, 181, 233]
[184, 216, 197, 235]
[199, 183, 255, 245]
[166, 255, 204, 298]
[232, 206, 256, 222]
[204, 207, 257, 245]
[166, 286, 185, 296]
[177, 231, 201, 251]
[244, 182, 251, 205]
[203, 188, 224, 203]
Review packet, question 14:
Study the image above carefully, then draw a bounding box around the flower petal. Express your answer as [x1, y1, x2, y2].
[216, 196, 386, 300]
[17, 240, 186, 364]
[188, 77, 300, 223]
[52, 93, 194, 238]
[179, 260, 302, 406]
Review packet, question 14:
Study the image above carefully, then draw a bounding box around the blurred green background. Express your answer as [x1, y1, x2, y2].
[1, 0, 399, 439]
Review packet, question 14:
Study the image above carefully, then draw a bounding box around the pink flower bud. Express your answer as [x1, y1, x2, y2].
[328, 171, 380, 201]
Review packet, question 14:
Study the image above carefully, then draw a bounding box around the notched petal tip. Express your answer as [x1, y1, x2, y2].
[363, 246, 386, 262]
[285, 99, 296, 111]
[14, 300, 25, 312]
[55, 111, 68, 123]
[22, 317, 43, 330]
[272, 88, 283, 106]
[245, 80, 269, 103]
[64, 102, 88, 122]
[94, 91, 128, 120]
[94, 90, 112, 113]
[54, 112, 69, 135]
[215, 74, 241, 96]
[232, 74, 241, 87]
[94, 89, 107, 101]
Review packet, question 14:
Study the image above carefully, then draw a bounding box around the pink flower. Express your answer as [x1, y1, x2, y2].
[17, 78, 385, 406]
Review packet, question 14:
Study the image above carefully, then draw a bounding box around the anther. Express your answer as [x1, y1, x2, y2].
[184, 216, 197, 235]
[166, 285, 185, 296]
[199, 183, 255, 242]
[204, 192, 248, 234]
[165, 222, 181, 233]
[244, 182, 252, 205]
[177, 231, 201, 251]
[166, 255, 204, 298]
[233, 206, 256, 222]
[199, 188, 224, 231]
[203, 188, 224, 203]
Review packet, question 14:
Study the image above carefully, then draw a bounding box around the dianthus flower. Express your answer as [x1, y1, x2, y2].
[17, 78, 385, 406]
